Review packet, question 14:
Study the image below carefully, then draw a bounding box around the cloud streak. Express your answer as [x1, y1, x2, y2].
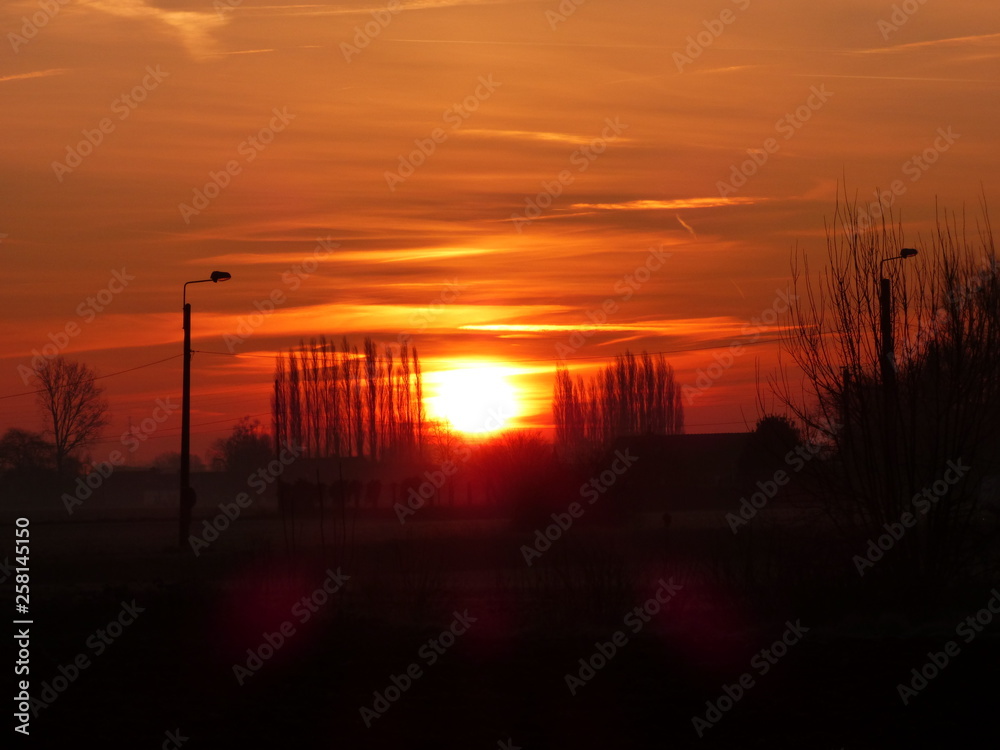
[570, 198, 758, 211]
[0, 69, 69, 84]
[84, 0, 229, 59]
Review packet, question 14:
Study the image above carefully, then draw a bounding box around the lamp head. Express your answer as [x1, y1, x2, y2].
[210, 271, 232, 283]
[900, 248, 918, 259]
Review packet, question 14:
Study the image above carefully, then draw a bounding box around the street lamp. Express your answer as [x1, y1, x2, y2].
[179, 271, 231, 549]
[878, 249, 917, 524]
[879, 249, 918, 384]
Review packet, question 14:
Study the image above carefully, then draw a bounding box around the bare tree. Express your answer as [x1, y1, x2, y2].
[272, 337, 425, 460]
[772, 190, 1000, 583]
[364, 337, 379, 458]
[425, 419, 463, 464]
[209, 416, 272, 478]
[33, 357, 109, 473]
[0, 428, 55, 474]
[554, 350, 684, 462]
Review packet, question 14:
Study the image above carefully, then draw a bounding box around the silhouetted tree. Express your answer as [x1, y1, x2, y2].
[32, 356, 109, 473]
[474, 430, 566, 524]
[210, 416, 272, 478]
[365, 337, 379, 457]
[0, 428, 55, 474]
[738, 415, 802, 483]
[426, 419, 463, 465]
[272, 337, 424, 459]
[774, 191, 1000, 583]
[554, 350, 684, 461]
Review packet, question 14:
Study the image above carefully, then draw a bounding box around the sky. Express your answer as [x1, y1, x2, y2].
[1, 0, 998, 464]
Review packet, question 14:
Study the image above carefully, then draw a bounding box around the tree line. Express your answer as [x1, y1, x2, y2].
[553, 350, 684, 460]
[272, 336, 425, 460]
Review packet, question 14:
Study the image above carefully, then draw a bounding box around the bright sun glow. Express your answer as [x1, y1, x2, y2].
[427, 365, 520, 434]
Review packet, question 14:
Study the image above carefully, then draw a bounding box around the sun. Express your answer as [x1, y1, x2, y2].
[427, 364, 520, 434]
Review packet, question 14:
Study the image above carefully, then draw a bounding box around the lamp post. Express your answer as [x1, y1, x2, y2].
[179, 271, 231, 549]
[877, 249, 916, 529]
[879, 248, 918, 388]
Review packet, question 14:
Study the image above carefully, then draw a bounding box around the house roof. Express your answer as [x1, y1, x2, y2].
[610, 432, 751, 488]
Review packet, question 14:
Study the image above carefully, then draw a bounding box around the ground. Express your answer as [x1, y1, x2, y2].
[9, 508, 999, 748]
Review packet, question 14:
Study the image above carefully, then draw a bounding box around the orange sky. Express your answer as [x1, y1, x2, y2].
[1, 0, 998, 463]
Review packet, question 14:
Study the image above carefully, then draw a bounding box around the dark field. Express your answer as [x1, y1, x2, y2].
[9, 506, 999, 748]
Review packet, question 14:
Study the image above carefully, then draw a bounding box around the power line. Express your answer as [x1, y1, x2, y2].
[0, 354, 182, 401]
[86, 411, 273, 446]
[191, 349, 275, 359]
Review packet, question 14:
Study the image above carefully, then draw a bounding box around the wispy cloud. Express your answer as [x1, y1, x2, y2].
[457, 317, 797, 349]
[0, 69, 69, 84]
[791, 73, 998, 84]
[84, 0, 229, 59]
[676, 215, 697, 239]
[255, 0, 544, 18]
[570, 198, 757, 211]
[461, 129, 620, 145]
[460, 319, 723, 335]
[193, 246, 496, 266]
[210, 48, 277, 56]
[856, 32, 1000, 55]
